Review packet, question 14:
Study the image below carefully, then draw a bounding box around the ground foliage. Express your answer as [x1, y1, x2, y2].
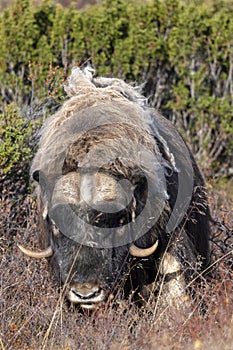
[0, 184, 232, 349]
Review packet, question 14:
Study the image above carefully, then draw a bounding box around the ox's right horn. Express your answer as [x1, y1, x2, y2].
[129, 240, 158, 258]
[18, 244, 53, 259]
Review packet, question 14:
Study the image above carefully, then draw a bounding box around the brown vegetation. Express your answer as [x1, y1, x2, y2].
[0, 180, 232, 349]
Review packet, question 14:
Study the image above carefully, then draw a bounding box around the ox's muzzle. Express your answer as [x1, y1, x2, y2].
[67, 282, 106, 310]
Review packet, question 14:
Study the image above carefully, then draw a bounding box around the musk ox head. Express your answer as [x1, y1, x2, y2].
[19, 67, 210, 310]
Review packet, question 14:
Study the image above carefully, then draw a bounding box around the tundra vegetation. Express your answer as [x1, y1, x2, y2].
[0, 0, 232, 349]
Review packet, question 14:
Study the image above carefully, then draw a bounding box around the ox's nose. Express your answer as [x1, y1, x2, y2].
[67, 282, 105, 307]
[72, 283, 100, 298]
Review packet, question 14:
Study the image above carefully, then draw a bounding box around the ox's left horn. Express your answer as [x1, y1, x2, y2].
[18, 244, 53, 259]
[129, 240, 158, 258]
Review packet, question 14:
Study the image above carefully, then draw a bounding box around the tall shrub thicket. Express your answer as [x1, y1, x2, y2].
[0, 0, 232, 180]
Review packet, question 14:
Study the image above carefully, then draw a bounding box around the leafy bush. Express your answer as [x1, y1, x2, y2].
[0, 103, 33, 175]
[167, 2, 233, 177]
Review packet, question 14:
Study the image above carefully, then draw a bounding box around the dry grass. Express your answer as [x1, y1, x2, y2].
[0, 182, 232, 350]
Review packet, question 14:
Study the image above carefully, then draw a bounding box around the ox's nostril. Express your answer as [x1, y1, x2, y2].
[67, 282, 105, 305]
[69, 283, 104, 301]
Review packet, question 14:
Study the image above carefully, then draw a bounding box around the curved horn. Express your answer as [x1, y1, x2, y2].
[18, 244, 53, 259]
[129, 240, 158, 258]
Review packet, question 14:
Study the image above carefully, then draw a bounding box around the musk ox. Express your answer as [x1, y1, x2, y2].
[19, 67, 210, 310]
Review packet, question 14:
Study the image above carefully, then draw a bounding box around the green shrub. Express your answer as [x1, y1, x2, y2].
[0, 103, 33, 175]
[167, 2, 233, 176]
